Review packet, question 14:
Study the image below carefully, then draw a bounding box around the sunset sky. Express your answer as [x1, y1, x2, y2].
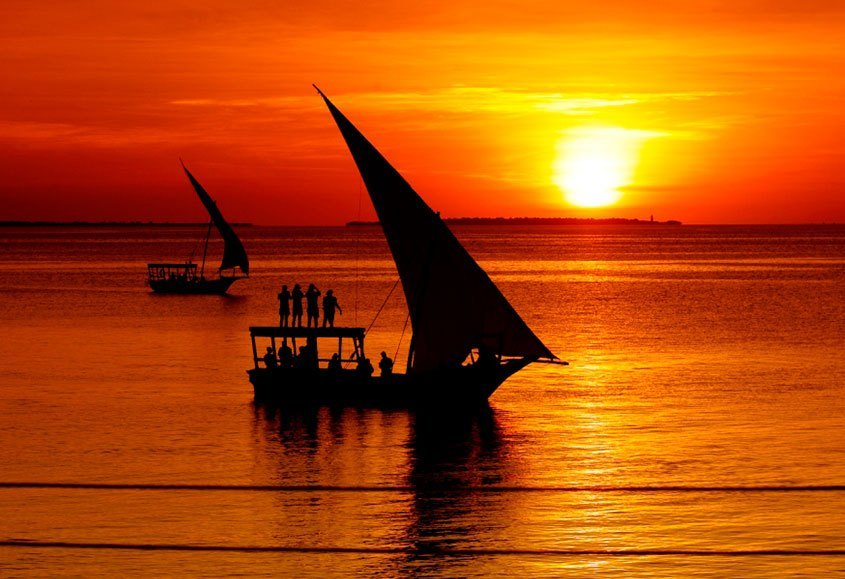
[2, 1, 844, 224]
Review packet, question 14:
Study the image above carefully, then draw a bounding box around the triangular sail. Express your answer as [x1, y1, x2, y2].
[316, 88, 554, 372]
[180, 162, 249, 275]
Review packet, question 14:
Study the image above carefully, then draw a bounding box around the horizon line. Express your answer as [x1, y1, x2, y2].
[1, 219, 844, 227]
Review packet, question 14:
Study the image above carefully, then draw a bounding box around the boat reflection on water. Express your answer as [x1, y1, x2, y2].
[403, 407, 507, 564]
[252, 401, 510, 570]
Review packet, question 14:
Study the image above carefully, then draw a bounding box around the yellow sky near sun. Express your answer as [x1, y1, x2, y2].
[0, 0, 844, 223]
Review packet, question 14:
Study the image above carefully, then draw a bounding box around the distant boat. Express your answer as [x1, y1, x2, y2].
[247, 87, 563, 406]
[147, 162, 249, 294]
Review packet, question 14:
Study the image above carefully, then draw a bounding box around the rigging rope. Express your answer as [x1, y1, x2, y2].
[393, 309, 411, 365]
[364, 278, 401, 336]
[187, 233, 202, 263]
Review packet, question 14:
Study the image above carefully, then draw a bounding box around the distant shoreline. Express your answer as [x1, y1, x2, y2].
[347, 217, 683, 226]
[0, 221, 253, 227]
[5, 219, 843, 228]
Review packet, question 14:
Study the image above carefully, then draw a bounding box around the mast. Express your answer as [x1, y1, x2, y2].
[199, 219, 212, 279]
[315, 86, 555, 372]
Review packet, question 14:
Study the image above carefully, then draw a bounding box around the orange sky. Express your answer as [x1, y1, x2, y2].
[1, 0, 844, 224]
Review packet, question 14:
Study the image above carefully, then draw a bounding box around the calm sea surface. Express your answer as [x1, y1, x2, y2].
[1, 224, 844, 576]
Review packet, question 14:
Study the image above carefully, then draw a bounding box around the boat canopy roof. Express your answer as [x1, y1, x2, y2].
[147, 263, 198, 269]
[249, 326, 366, 339]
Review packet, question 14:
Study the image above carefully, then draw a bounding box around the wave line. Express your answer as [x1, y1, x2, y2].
[2, 482, 845, 493]
[1, 540, 844, 556]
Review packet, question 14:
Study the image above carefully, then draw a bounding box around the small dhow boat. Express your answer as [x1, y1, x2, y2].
[247, 87, 563, 406]
[147, 162, 249, 294]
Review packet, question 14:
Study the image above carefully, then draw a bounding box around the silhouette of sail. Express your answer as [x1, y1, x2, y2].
[180, 161, 249, 275]
[316, 88, 554, 371]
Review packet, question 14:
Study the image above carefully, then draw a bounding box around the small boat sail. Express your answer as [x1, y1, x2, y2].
[247, 88, 561, 405]
[147, 162, 249, 294]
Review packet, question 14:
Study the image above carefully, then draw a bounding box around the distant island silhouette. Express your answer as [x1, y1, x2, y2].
[347, 217, 682, 226]
[0, 221, 253, 227]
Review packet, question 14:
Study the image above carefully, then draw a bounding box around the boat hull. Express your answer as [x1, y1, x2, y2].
[149, 277, 239, 295]
[247, 358, 533, 407]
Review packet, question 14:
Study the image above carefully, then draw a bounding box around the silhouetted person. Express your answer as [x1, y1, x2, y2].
[278, 340, 293, 368]
[322, 289, 342, 327]
[305, 284, 321, 328]
[291, 284, 304, 327]
[357, 357, 374, 379]
[476, 343, 497, 370]
[263, 346, 277, 368]
[297, 343, 317, 369]
[328, 353, 342, 371]
[277, 284, 291, 327]
[294, 346, 307, 369]
[305, 336, 319, 368]
[378, 351, 394, 376]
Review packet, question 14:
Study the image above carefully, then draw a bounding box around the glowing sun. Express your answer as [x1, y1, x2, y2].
[553, 127, 653, 208]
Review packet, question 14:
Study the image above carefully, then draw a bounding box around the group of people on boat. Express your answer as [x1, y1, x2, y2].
[263, 339, 318, 370]
[277, 283, 343, 328]
[263, 340, 394, 378]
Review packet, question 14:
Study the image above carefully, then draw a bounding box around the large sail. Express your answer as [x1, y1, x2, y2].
[316, 88, 554, 372]
[180, 162, 249, 275]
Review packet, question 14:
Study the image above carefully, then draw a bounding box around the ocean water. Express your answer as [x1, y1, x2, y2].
[0, 224, 844, 577]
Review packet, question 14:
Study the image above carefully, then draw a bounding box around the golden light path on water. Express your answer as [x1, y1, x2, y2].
[553, 127, 658, 208]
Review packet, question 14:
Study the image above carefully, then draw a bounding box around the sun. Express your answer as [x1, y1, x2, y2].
[553, 127, 653, 208]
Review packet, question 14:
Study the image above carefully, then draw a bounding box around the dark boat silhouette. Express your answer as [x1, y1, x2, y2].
[147, 162, 249, 294]
[247, 87, 563, 406]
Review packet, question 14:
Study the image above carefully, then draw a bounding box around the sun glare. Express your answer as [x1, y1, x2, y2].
[553, 127, 653, 208]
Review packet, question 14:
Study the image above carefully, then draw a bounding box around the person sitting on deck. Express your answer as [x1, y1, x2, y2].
[293, 346, 307, 369]
[328, 353, 342, 371]
[278, 340, 293, 368]
[356, 357, 374, 378]
[278, 284, 291, 327]
[378, 351, 394, 376]
[263, 347, 278, 368]
[305, 284, 321, 328]
[291, 284, 304, 327]
[322, 290, 343, 328]
[293, 341, 318, 370]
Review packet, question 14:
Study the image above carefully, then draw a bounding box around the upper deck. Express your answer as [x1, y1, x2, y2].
[249, 326, 365, 339]
[147, 262, 198, 269]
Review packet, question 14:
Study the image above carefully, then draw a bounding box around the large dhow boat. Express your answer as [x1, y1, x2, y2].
[147, 162, 249, 294]
[247, 88, 563, 406]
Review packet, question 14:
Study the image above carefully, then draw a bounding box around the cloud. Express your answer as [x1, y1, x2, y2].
[0, 120, 194, 148]
[169, 86, 728, 116]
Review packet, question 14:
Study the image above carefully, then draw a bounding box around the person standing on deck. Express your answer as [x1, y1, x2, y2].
[378, 351, 393, 376]
[322, 289, 342, 328]
[305, 284, 321, 328]
[291, 284, 304, 327]
[277, 284, 291, 327]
